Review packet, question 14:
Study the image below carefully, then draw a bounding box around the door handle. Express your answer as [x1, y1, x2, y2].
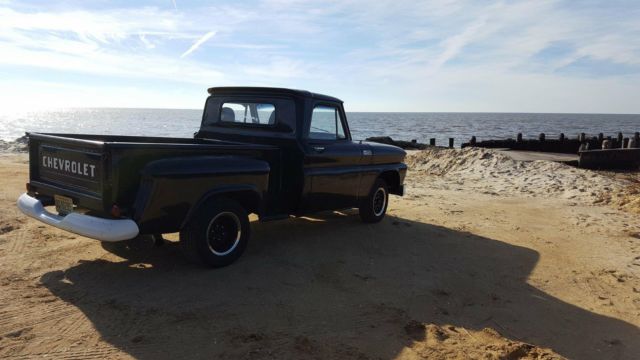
[313, 146, 325, 153]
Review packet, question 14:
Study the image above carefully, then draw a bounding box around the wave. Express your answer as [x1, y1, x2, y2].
[0, 135, 28, 153]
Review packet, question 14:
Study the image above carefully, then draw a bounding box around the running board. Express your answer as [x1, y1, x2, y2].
[259, 214, 290, 222]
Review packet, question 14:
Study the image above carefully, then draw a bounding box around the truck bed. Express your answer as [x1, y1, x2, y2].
[27, 133, 279, 216]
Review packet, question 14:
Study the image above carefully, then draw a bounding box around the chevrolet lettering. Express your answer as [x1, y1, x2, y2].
[42, 156, 97, 178]
[17, 87, 407, 268]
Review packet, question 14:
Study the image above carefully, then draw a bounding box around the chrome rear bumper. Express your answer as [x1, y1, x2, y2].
[17, 193, 139, 242]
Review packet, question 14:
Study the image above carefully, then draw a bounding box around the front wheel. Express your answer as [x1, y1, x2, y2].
[359, 178, 389, 223]
[180, 197, 250, 267]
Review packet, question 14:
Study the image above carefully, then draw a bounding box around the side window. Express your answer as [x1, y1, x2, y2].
[309, 105, 347, 140]
[220, 102, 275, 125]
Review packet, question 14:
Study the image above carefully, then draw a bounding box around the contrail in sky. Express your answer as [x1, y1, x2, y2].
[180, 31, 216, 58]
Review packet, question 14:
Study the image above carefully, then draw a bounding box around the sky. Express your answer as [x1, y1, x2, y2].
[0, 0, 639, 113]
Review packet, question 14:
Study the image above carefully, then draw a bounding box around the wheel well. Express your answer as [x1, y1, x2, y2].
[379, 171, 401, 195]
[218, 190, 261, 215]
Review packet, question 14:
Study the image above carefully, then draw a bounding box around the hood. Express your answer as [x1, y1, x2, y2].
[361, 141, 406, 165]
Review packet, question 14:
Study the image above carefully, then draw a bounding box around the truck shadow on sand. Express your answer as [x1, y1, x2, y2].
[40, 212, 639, 359]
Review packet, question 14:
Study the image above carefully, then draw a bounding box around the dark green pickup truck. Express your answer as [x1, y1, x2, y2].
[18, 87, 407, 267]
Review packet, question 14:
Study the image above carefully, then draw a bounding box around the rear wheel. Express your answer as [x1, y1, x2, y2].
[180, 197, 249, 267]
[359, 178, 388, 223]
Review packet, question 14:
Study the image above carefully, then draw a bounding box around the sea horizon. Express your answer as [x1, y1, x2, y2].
[2, 108, 639, 146]
[3, 106, 640, 116]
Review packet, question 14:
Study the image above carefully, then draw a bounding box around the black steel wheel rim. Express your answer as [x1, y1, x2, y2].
[206, 212, 241, 256]
[372, 187, 387, 217]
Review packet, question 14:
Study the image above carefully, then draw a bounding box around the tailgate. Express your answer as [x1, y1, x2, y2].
[28, 133, 107, 208]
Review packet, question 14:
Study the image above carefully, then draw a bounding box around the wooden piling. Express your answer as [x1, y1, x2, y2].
[448, 138, 454, 148]
[429, 138, 436, 146]
[517, 133, 523, 142]
[539, 133, 545, 141]
[559, 133, 565, 142]
[579, 133, 586, 142]
[470, 136, 477, 146]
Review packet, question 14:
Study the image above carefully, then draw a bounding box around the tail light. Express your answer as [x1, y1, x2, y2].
[111, 204, 122, 218]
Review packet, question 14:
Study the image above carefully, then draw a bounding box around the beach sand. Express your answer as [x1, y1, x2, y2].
[0, 149, 638, 359]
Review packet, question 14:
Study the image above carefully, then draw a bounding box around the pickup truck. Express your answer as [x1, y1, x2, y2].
[17, 87, 407, 267]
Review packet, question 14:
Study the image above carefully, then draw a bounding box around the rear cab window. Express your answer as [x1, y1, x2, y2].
[221, 102, 276, 125]
[201, 96, 297, 135]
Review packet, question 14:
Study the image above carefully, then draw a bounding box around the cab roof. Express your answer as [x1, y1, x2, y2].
[207, 86, 343, 103]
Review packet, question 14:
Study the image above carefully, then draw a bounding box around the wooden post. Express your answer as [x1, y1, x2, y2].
[470, 136, 477, 146]
[598, 133, 604, 142]
[430, 138, 436, 146]
[517, 133, 523, 142]
[559, 133, 565, 141]
[539, 133, 545, 141]
[579, 133, 586, 142]
[448, 138, 454, 148]
[635, 132, 640, 143]
[617, 132, 623, 144]
[623, 138, 629, 148]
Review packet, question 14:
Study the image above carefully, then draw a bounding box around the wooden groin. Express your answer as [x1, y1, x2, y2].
[366, 132, 639, 170]
[365, 136, 454, 150]
[462, 132, 640, 169]
[462, 132, 640, 155]
[579, 149, 640, 169]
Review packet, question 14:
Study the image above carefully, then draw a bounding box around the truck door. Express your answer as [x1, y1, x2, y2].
[302, 104, 364, 212]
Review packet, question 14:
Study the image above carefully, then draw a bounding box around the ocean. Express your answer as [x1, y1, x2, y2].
[1, 108, 639, 147]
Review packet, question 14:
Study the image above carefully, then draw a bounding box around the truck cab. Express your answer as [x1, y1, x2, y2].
[199, 87, 406, 215]
[18, 87, 407, 267]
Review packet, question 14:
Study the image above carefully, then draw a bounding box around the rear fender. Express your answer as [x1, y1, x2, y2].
[180, 185, 263, 228]
[133, 156, 269, 233]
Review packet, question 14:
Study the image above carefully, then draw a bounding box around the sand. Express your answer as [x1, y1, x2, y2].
[0, 149, 639, 359]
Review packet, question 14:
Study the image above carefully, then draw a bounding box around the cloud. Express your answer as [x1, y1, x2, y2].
[0, 7, 183, 43]
[180, 31, 216, 58]
[0, 6, 226, 85]
[0, 1, 638, 112]
[430, 14, 488, 72]
[139, 34, 156, 49]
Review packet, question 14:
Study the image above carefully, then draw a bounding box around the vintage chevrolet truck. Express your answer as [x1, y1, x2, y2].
[17, 87, 407, 267]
